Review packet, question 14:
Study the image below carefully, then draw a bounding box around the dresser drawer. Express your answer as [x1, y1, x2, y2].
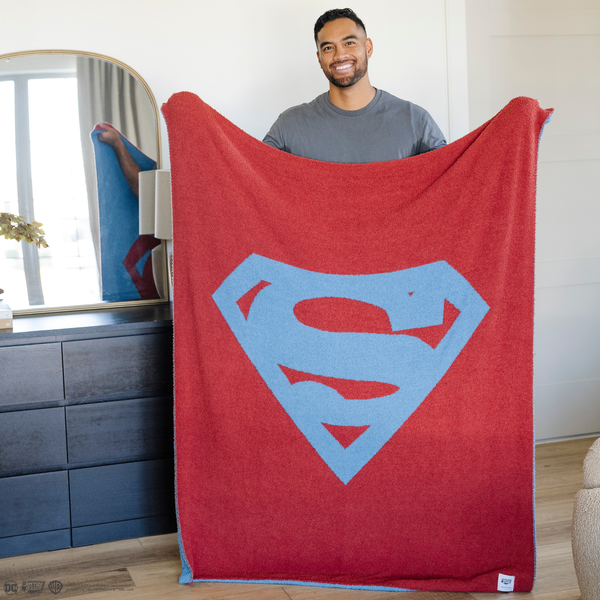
[0, 471, 70, 538]
[72, 514, 176, 547]
[69, 459, 175, 527]
[0, 408, 67, 475]
[66, 397, 173, 464]
[63, 333, 173, 401]
[0, 530, 71, 559]
[0, 343, 64, 407]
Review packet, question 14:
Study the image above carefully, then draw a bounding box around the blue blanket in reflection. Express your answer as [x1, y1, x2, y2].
[91, 129, 159, 302]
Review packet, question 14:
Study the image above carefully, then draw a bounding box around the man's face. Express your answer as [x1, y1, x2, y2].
[316, 18, 373, 89]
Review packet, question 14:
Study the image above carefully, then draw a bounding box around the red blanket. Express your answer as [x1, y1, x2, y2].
[162, 93, 552, 593]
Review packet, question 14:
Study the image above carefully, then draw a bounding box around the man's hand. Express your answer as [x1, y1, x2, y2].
[96, 122, 124, 149]
[94, 122, 141, 197]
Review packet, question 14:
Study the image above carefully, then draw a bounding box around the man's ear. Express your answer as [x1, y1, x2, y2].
[316, 49, 323, 69]
[366, 38, 373, 58]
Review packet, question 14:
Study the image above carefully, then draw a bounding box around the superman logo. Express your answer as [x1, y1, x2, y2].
[213, 254, 489, 484]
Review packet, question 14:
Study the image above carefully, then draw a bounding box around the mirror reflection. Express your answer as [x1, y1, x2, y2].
[0, 52, 162, 313]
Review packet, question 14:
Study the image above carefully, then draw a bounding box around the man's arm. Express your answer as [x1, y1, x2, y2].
[262, 118, 286, 151]
[416, 112, 447, 155]
[96, 123, 142, 197]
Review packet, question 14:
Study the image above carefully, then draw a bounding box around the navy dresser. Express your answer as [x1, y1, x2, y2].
[0, 305, 175, 558]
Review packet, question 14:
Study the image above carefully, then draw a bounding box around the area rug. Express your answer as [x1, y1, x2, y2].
[162, 92, 552, 593]
[91, 126, 160, 301]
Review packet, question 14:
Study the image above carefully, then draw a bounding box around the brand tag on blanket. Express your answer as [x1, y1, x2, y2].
[497, 574, 516, 592]
[213, 254, 489, 484]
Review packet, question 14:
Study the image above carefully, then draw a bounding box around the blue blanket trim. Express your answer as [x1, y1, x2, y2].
[173, 327, 193, 584]
[177, 527, 192, 584]
[185, 578, 413, 592]
[532, 109, 554, 584]
[175, 422, 192, 585]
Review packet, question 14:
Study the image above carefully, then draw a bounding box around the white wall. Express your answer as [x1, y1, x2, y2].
[466, 0, 600, 440]
[9, 1, 590, 440]
[0, 0, 467, 167]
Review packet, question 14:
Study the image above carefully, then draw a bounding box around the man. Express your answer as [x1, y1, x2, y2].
[263, 8, 446, 163]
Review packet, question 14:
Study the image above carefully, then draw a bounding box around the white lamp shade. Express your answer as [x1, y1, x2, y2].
[138, 170, 156, 235]
[154, 170, 172, 240]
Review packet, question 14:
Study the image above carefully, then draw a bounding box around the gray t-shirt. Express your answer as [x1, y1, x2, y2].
[262, 89, 446, 163]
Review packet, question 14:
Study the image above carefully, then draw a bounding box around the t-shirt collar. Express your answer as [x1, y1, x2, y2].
[324, 88, 382, 117]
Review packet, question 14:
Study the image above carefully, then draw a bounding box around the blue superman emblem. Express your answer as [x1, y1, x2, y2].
[213, 255, 489, 484]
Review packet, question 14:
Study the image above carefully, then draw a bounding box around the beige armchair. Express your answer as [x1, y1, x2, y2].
[572, 437, 600, 599]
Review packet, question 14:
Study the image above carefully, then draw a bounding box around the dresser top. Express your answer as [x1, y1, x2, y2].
[0, 303, 173, 347]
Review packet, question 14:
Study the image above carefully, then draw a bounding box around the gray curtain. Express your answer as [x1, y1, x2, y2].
[76, 57, 156, 272]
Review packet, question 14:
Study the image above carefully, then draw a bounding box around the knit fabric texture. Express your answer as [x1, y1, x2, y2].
[162, 93, 552, 593]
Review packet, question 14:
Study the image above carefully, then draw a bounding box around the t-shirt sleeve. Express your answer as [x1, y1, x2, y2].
[417, 112, 447, 154]
[262, 116, 286, 150]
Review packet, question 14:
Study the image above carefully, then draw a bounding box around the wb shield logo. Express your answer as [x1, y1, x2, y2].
[213, 255, 489, 484]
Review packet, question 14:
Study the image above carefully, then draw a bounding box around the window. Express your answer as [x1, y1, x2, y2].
[0, 69, 100, 308]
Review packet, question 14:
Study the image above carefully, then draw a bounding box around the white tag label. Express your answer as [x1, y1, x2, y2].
[497, 573, 515, 592]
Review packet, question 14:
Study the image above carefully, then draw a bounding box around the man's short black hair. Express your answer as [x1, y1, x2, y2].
[314, 8, 367, 44]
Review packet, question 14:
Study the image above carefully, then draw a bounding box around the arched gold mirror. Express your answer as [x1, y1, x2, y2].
[0, 50, 165, 315]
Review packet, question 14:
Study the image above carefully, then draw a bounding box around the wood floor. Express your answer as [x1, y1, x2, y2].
[0, 436, 596, 600]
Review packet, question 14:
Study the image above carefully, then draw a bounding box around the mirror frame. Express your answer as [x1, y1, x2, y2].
[0, 49, 168, 316]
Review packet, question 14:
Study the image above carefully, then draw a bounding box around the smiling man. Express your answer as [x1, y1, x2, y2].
[263, 8, 446, 163]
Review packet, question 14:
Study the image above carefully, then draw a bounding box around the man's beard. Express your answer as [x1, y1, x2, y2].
[326, 56, 368, 89]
